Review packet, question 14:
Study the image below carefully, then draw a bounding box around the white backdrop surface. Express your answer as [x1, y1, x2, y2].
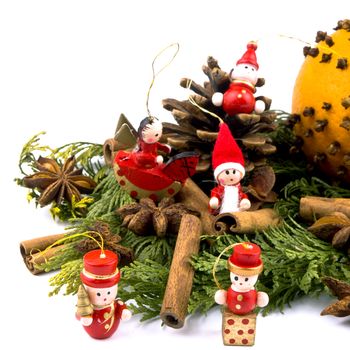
[1, 1, 349, 349]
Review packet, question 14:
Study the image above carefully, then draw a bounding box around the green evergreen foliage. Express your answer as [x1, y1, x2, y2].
[118, 260, 170, 321]
[189, 220, 350, 315]
[16, 128, 350, 320]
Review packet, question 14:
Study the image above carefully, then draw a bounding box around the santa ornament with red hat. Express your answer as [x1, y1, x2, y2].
[209, 122, 251, 214]
[211, 41, 265, 116]
[214, 242, 269, 314]
[76, 249, 131, 339]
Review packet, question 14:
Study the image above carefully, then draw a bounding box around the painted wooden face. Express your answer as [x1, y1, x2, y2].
[141, 120, 163, 144]
[230, 272, 258, 292]
[217, 169, 243, 186]
[231, 64, 258, 85]
[84, 284, 118, 306]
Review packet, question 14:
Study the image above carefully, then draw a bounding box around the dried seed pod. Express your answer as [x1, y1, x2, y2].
[314, 119, 328, 132]
[336, 58, 348, 70]
[315, 31, 327, 42]
[303, 107, 315, 117]
[340, 117, 350, 131]
[332, 226, 350, 249]
[320, 53, 332, 63]
[321, 102, 332, 110]
[327, 141, 340, 155]
[341, 96, 350, 109]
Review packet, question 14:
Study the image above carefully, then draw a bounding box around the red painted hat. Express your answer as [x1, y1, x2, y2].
[228, 242, 263, 276]
[236, 41, 259, 70]
[212, 123, 245, 180]
[81, 249, 120, 288]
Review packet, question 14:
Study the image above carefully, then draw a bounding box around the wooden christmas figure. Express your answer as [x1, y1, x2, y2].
[76, 249, 131, 339]
[113, 116, 199, 201]
[215, 242, 269, 346]
[212, 42, 265, 116]
[209, 123, 251, 214]
[132, 116, 171, 169]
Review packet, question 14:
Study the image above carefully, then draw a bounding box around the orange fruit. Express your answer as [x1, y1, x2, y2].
[292, 20, 350, 182]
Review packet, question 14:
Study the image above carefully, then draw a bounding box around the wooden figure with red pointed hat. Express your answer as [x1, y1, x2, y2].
[212, 42, 265, 116]
[209, 123, 251, 215]
[114, 116, 199, 202]
[214, 242, 269, 346]
[76, 249, 131, 339]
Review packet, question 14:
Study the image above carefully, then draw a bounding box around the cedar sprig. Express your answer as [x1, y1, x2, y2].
[17, 132, 107, 182]
[122, 230, 175, 265]
[275, 177, 350, 219]
[48, 259, 83, 296]
[118, 260, 169, 321]
[189, 219, 350, 316]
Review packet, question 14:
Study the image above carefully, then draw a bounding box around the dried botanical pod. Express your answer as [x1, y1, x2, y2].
[23, 156, 96, 207]
[321, 277, 350, 317]
[308, 212, 350, 251]
[116, 197, 199, 237]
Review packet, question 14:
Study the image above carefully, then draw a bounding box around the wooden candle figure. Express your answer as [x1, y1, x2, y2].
[209, 123, 251, 214]
[132, 116, 171, 169]
[76, 249, 131, 339]
[212, 41, 265, 116]
[214, 242, 269, 346]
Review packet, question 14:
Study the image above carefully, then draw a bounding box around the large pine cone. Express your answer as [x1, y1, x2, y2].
[162, 56, 277, 207]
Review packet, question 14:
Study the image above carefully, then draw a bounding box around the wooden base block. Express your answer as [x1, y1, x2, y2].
[222, 307, 257, 346]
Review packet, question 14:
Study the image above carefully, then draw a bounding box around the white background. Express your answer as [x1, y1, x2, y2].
[1, 1, 349, 349]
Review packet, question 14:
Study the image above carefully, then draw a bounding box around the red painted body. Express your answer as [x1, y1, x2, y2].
[226, 288, 257, 315]
[114, 150, 198, 201]
[222, 81, 256, 116]
[76, 300, 127, 339]
[133, 140, 170, 169]
[209, 184, 247, 215]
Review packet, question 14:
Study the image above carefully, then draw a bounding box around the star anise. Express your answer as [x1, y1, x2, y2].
[75, 221, 134, 266]
[321, 277, 350, 317]
[116, 197, 200, 237]
[23, 156, 96, 207]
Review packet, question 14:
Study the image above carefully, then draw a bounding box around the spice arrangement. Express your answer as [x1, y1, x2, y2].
[16, 20, 350, 345]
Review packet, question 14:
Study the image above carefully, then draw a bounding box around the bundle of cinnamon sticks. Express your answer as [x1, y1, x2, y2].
[20, 233, 65, 274]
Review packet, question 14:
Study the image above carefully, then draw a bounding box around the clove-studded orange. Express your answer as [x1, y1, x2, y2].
[292, 20, 350, 182]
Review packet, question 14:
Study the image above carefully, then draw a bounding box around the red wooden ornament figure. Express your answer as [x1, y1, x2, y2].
[212, 42, 265, 116]
[209, 123, 251, 214]
[76, 249, 131, 339]
[114, 116, 199, 201]
[214, 242, 269, 346]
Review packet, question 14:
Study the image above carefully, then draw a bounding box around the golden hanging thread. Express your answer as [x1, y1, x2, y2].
[30, 230, 106, 267]
[146, 42, 180, 119]
[212, 243, 239, 290]
[255, 34, 344, 59]
[186, 79, 224, 124]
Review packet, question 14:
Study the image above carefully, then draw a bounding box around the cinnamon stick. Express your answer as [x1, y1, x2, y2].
[20, 233, 65, 274]
[212, 208, 281, 235]
[103, 138, 119, 167]
[175, 178, 214, 235]
[160, 214, 202, 328]
[300, 196, 350, 221]
[24, 246, 63, 274]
